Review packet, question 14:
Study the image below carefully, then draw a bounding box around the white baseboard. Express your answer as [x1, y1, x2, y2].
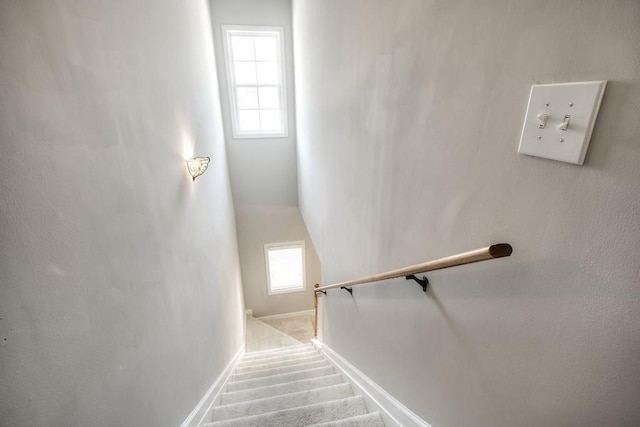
[180, 344, 245, 427]
[311, 339, 431, 427]
[256, 309, 314, 321]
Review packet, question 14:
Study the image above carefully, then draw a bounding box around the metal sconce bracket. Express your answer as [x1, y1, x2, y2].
[405, 275, 429, 292]
[340, 286, 353, 295]
[317, 290, 327, 295]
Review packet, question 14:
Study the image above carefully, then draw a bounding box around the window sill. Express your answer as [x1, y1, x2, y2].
[232, 131, 289, 139]
[268, 287, 307, 296]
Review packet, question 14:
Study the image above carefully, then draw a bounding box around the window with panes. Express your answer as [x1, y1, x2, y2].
[222, 26, 288, 138]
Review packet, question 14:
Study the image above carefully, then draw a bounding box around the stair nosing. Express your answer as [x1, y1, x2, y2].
[238, 349, 319, 365]
[212, 382, 355, 421]
[220, 373, 345, 404]
[307, 411, 385, 427]
[205, 395, 367, 427]
[226, 365, 335, 390]
[242, 344, 312, 358]
[235, 354, 324, 373]
[231, 359, 330, 381]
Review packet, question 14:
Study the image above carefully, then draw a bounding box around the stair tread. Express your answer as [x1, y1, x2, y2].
[213, 383, 354, 421]
[220, 373, 344, 405]
[231, 359, 330, 382]
[238, 349, 319, 367]
[308, 412, 386, 426]
[204, 396, 368, 427]
[236, 354, 323, 373]
[226, 365, 335, 392]
[208, 345, 384, 426]
[242, 344, 313, 359]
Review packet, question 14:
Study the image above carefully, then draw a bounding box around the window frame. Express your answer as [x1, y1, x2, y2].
[221, 24, 289, 139]
[264, 241, 306, 296]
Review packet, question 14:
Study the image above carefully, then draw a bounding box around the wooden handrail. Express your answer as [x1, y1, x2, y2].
[315, 243, 512, 293]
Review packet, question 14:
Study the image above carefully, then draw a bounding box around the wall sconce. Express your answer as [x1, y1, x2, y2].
[186, 157, 210, 181]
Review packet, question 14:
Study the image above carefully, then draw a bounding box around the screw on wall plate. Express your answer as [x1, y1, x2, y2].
[560, 138, 564, 142]
[545, 103, 550, 107]
[569, 102, 574, 107]
[537, 136, 542, 140]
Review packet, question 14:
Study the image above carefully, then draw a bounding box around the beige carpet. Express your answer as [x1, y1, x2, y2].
[205, 344, 385, 426]
[245, 315, 302, 353]
[260, 313, 315, 344]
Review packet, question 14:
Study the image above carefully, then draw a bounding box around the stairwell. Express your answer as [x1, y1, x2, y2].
[204, 344, 385, 426]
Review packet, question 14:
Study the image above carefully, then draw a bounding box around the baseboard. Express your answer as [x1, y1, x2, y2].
[311, 339, 431, 427]
[180, 344, 245, 427]
[256, 309, 314, 321]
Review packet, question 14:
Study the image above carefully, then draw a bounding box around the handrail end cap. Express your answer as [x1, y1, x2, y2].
[489, 243, 513, 258]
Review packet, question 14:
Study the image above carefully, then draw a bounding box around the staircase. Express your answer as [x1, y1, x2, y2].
[204, 343, 385, 426]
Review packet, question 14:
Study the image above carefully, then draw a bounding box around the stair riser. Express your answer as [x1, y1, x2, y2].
[309, 412, 386, 427]
[235, 354, 324, 373]
[232, 360, 329, 382]
[213, 383, 354, 421]
[239, 349, 319, 367]
[220, 374, 344, 405]
[227, 366, 336, 392]
[205, 396, 369, 427]
[242, 345, 313, 360]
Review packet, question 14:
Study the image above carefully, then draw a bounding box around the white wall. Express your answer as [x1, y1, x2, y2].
[210, 0, 298, 207]
[0, 1, 245, 426]
[293, 1, 640, 426]
[210, 0, 320, 316]
[236, 205, 321, 317]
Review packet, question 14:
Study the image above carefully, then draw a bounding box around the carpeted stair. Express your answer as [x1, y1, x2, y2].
[204, 344, 385, 426]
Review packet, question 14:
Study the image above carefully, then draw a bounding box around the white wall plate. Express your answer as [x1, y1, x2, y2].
[518, 81, 607, 165]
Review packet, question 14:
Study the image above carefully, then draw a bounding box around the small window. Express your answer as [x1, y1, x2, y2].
[264, 241, 305, 295]
[222, 25, 288, 139]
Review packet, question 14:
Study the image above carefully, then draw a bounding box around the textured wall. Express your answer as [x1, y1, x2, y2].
[210, 0, 320, 316]
[0, 1, 245, 426]
[293, 1, 640, 426]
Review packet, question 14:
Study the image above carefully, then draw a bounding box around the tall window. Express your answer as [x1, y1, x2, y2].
[222, 25, 288, 138]
[264, 241, 305, 295]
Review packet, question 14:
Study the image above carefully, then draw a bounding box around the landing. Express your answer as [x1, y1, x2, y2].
[245, 314, 315, 353]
